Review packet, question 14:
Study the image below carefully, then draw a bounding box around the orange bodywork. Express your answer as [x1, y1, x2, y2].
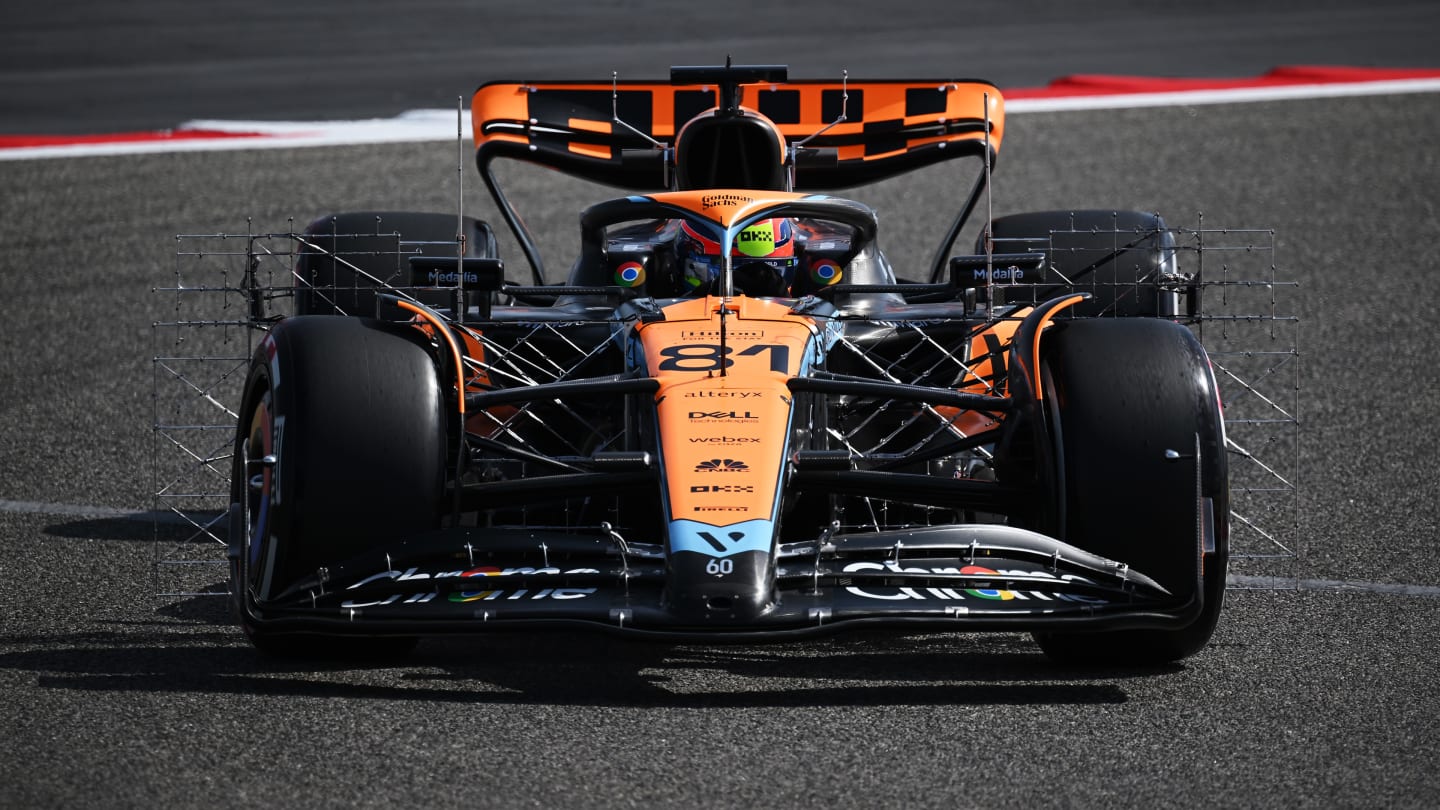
[398, 301, 466, 416]
[637, 296, 818, 526]
[939, 295, 1089, 434]
[408, 315, 521, 437]
[651, 189, 811, 228]
[940, 315, 1025, 437]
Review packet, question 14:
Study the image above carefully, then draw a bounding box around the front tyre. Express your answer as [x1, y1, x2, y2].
[1032, 318, 1229, 665]
[230, 316, 446, 656]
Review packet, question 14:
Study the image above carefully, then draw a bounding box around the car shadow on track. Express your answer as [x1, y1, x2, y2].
[44, 513, 231, 547]
[44, 515, 178, 542]
[0, 594, 1183, 708]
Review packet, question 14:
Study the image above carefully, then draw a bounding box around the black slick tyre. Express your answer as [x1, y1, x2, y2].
[1032, 318, 1229, 665]
[984, 210, 1180, 317]
[230, 315, 446, 657]
[294, 211, 497, 317]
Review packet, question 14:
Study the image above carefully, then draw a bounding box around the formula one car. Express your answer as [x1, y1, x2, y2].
[228, 63, 1229, 664]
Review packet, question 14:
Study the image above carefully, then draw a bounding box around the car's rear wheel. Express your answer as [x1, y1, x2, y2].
[294, 211, 498, 317]
[984, 210, 1184, 317]
[230, 315, 447, 657]
[1031, 318, 1229, 665]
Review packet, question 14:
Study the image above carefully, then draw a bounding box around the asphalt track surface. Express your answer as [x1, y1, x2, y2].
[6, 0, 1440, 134]
[3, 4, 1440, 809]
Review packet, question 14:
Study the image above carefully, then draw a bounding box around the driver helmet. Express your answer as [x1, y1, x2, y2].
[678, 218, 797, 296]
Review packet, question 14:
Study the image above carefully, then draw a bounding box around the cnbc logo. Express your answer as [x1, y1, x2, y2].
[695, 458, 749, 472]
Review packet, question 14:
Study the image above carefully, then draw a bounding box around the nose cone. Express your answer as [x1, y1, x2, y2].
[665, 519, 776, 623]
[666, 554, 775, 623]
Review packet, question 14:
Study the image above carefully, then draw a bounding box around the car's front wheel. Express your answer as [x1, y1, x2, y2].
[1031, 318, 1229, 665]
[230, 315, 447, 656]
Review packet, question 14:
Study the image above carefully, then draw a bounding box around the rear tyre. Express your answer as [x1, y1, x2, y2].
[230, 316, 446, 657]
[295, 211, 498, 316]
[984, 210, 1181, 317]
[1031, 318, 1228, 665]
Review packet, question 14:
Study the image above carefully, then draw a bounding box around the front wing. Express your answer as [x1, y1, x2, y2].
[236, 522, 1204, 641]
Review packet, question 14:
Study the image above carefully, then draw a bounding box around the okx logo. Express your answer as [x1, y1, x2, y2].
[695, 458, 749, 472]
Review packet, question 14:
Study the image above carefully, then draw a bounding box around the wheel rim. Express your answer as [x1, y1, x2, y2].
[242, 390, 277, 600]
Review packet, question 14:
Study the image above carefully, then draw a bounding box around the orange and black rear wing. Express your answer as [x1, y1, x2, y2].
[471, 64, 1006, 283]
[470, 74, 1005, 191]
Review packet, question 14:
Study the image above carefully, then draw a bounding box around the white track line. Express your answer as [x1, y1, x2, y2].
[1004, 76, 1440, 112]
[6, 497, 1439, 598]
[0, 498, 186, 523]
[1227, 575, 1440, 598]
[4, 76, 1440, 161]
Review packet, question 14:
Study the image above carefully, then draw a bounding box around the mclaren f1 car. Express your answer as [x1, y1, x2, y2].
[227, 63, 1233, 664]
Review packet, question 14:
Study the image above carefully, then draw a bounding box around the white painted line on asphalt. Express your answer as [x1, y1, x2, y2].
[0, 498, 198, 524]
[1, 499, 139, 519]
[4, 73, 1439, 161]
[1005, 77, 1440, 112]
[1228, 574, 1440, 598]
